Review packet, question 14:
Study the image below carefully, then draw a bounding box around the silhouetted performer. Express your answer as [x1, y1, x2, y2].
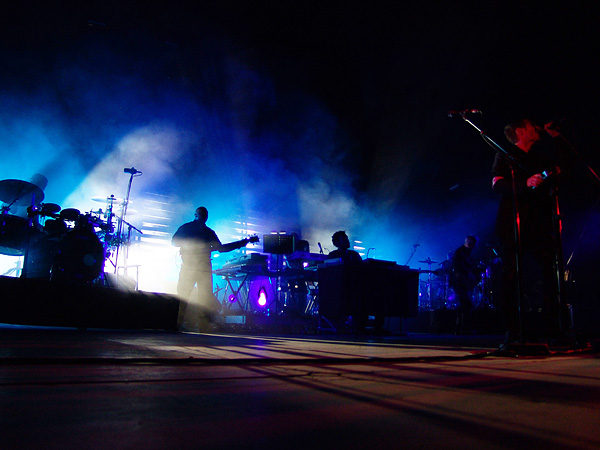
[327, 230, 389, 334]
[172, 206, 253, 329]
[449, 235, 479, 335]
[328, 230, 362, 263]
[492, 119, 572, 344]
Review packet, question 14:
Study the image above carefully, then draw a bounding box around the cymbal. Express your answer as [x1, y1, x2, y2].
[91, 196, 127, 204]
[0, 179, 45, 206]
[98, 207, 137, 216]
[418, 258, 439, 264]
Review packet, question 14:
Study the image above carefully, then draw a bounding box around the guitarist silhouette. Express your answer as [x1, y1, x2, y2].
[172, 206, 258, 330]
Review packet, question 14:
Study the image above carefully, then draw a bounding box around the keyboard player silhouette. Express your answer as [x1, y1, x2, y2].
[319, 231, 418, 335]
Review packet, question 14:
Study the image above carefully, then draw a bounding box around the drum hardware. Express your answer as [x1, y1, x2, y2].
[43, 218, 68, 236]
[91, 196, 132, 221]
[0, 178, 47, 278]
[418, 257, 442, 310]
[92, 195, 124, 235]
[419, 278, 450, 309]
[1, 175, 142, 285]
[472, 260, 498, 309]
[1, 178, 138, 284]
[89, 209, 110, 223]
[26, 202, 62, 219]
[59, 208, 81, 222]
[91, 196, 127, 205]
[110, 169, 142, 279]
[90, 168, 143, 281]
[40, 203, 61, 216]
[418, 258, 439, 265]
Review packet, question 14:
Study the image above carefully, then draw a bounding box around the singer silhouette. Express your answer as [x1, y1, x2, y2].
[492, 118, 574, 345]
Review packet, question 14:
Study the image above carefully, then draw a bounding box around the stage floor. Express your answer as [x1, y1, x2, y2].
[1, 325, 599, 449]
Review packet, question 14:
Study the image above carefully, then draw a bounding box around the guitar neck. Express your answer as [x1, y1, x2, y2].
[218, 236, 257, 253]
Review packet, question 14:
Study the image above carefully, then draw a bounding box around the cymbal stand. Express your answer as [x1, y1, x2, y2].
[419, 259, 436, 310]
[100, 196, 117, 273]
[551, 132, 599, 332]
[20, 192, 42, 279]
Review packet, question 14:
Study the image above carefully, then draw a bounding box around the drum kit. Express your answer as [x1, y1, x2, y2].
[0, 178, 136, 283]
[418, 257, 497, 310]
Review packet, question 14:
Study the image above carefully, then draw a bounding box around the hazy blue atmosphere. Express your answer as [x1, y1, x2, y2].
[1, 2, 599, 315]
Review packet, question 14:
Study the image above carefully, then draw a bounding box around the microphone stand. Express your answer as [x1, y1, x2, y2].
[555, 133, 600, 186]
[120, 218, 143, 287]
[404, 245, 418, 265]
[114, 171, 138, 275]
[547, 131, 598, 334]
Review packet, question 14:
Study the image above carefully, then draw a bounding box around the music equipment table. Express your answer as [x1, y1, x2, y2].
[213, 255, 419, 321]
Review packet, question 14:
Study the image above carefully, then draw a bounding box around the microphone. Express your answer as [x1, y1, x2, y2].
[318, 242, 323, 254]
[545, 119, 567, 130]
[447, 109, 482, 117]
[124, 167, 141, 175]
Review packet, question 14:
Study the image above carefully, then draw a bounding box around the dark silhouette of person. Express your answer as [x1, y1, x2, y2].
[328, 230, 362, 263]
[492, 119, 572, 344]
[449, 235, 479, 334]
[327, 230, 390, 335]
[172, 206, 254, 329]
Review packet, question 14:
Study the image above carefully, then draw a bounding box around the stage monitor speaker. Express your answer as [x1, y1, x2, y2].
[0, 275, 179, 330]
